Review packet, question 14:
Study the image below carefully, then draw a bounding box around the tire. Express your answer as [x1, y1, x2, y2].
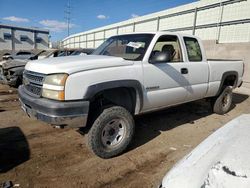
[211, 86, 233, 115]
[87, 106, 134, 158]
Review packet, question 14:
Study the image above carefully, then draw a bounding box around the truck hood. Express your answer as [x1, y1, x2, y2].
[25, 55, 134, 74]
[1, 59, 28, 69]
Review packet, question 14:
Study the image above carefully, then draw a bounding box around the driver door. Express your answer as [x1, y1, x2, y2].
[142, 35, 189, 111]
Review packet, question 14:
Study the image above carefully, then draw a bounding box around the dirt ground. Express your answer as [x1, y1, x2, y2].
[0, 84, 249, 188]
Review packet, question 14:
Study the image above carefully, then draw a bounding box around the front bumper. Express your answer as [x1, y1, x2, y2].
[18, 86, 89, 128]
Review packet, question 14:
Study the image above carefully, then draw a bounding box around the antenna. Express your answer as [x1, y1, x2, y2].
[64, 0, 71, 36]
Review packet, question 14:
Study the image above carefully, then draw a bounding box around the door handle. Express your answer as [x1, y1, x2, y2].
[181, 68, 188, 74]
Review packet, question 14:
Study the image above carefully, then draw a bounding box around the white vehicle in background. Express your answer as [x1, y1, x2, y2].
[159, 114, 250, 188]
[18, 32, 244, 158]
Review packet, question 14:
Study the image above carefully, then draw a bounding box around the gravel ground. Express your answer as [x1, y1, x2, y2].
[0, 84, 249, 188]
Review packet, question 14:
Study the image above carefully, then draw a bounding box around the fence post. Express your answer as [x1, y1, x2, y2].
[157, 17, 160, 31]
[192, 8, 198, 35]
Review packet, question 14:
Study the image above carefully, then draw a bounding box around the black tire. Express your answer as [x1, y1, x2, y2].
[211, 86, 233, 115]
[88, 106, 134, 158]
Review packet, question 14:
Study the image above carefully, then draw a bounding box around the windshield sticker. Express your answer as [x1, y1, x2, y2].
[127, 42, 143, 49]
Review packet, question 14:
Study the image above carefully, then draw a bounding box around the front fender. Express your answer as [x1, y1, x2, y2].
[84, 80, 144, 114]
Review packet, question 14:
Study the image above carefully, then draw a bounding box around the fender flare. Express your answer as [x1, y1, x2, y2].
[84, 80, 144, 114]
[216, 71, 238, 96]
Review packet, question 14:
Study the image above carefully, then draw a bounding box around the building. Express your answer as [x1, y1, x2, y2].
[0, 24, 49, 51]
[61, 0, 250, 87]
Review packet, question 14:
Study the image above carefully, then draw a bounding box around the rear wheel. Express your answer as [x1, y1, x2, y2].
[211, 86, 233, 115]
[87, 106, 134, 158]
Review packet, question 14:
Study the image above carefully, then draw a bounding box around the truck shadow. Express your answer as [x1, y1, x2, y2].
[129, 92, 249, 151]
[0, 127, 30, 173]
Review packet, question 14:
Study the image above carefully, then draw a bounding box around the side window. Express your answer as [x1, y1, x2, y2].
[4, 33, 12, 40]
[20, 35, 28, 42]
[184, 37, 202, 62]
[151, 35, 182, 62]
[36, 37, 42, 43]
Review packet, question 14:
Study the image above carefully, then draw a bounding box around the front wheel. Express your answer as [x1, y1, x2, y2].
[211, 86, 233, 115]
[87, 106, 134, 158]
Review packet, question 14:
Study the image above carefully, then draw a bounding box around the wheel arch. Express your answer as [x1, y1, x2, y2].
[216, 71, 238, 96]
[84, 80, 143, 114]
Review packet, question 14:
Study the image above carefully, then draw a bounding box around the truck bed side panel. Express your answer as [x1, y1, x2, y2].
[206, 60, 243, 97]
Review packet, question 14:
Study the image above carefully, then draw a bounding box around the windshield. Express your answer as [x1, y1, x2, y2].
[70, 51, 82, 56]
[16, 52, 33, 56]
[57, 50, 74, 57]
[92, 34, 154, 61]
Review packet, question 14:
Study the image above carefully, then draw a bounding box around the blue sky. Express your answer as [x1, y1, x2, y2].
[0, 0, 196, 41]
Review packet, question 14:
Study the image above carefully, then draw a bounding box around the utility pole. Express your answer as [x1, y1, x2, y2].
[64, 0, 71, 36]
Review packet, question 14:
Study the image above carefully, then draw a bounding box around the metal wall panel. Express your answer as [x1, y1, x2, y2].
[196, 7, 220, 25]
[80, 35, 86, 42]
[75, 36, 80, 42]
[80, 42, 86, 48]
[178, 30, 193, 35]
[87, 33, 94, 41]
[94, 40, 104, 48]
[14, 30, 34, 50]
[87, 41, 94, 48]
[69, 38, 74, 43]
[222, 1, 250, 22]
[135, 20, 158, 32]
[0, 28, 12, 50]
[105, 29, 117, 38]
[95, 31, 104, 40]
[75, 42, 80, 48]
[195, 27, 218, 40]
[219, 23, 250, 43]
[118, 25, 134, 34]
[36, 32, 49, 49]
[159, 13, 194, 30]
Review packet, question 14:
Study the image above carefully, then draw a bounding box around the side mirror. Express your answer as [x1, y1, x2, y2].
[150, 51, 171, 64]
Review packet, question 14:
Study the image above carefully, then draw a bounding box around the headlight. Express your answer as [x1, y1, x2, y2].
[44, 74, 68, 86]
[42, 73, 68, 100]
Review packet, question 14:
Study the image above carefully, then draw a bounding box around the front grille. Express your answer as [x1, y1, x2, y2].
[25, 84, 42, 96]
[23, 70, 46, 97]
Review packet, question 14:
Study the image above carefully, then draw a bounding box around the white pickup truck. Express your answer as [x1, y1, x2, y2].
[18, 32, 244, 158]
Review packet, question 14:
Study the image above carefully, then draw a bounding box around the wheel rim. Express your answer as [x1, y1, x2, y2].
[101, 118, 126, 148]
[222, 92, 230, 107]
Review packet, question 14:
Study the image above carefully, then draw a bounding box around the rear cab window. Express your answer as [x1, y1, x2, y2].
[184, 37, 202, 62]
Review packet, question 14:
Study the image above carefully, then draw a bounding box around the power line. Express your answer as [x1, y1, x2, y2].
[64, 0, 71, 37]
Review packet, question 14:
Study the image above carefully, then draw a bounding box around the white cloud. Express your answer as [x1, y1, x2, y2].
[97, 14, 109, 19]
[39, 19, 75, 32]
[131, 14, 139, 18]
[3, 16, 29, 22]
